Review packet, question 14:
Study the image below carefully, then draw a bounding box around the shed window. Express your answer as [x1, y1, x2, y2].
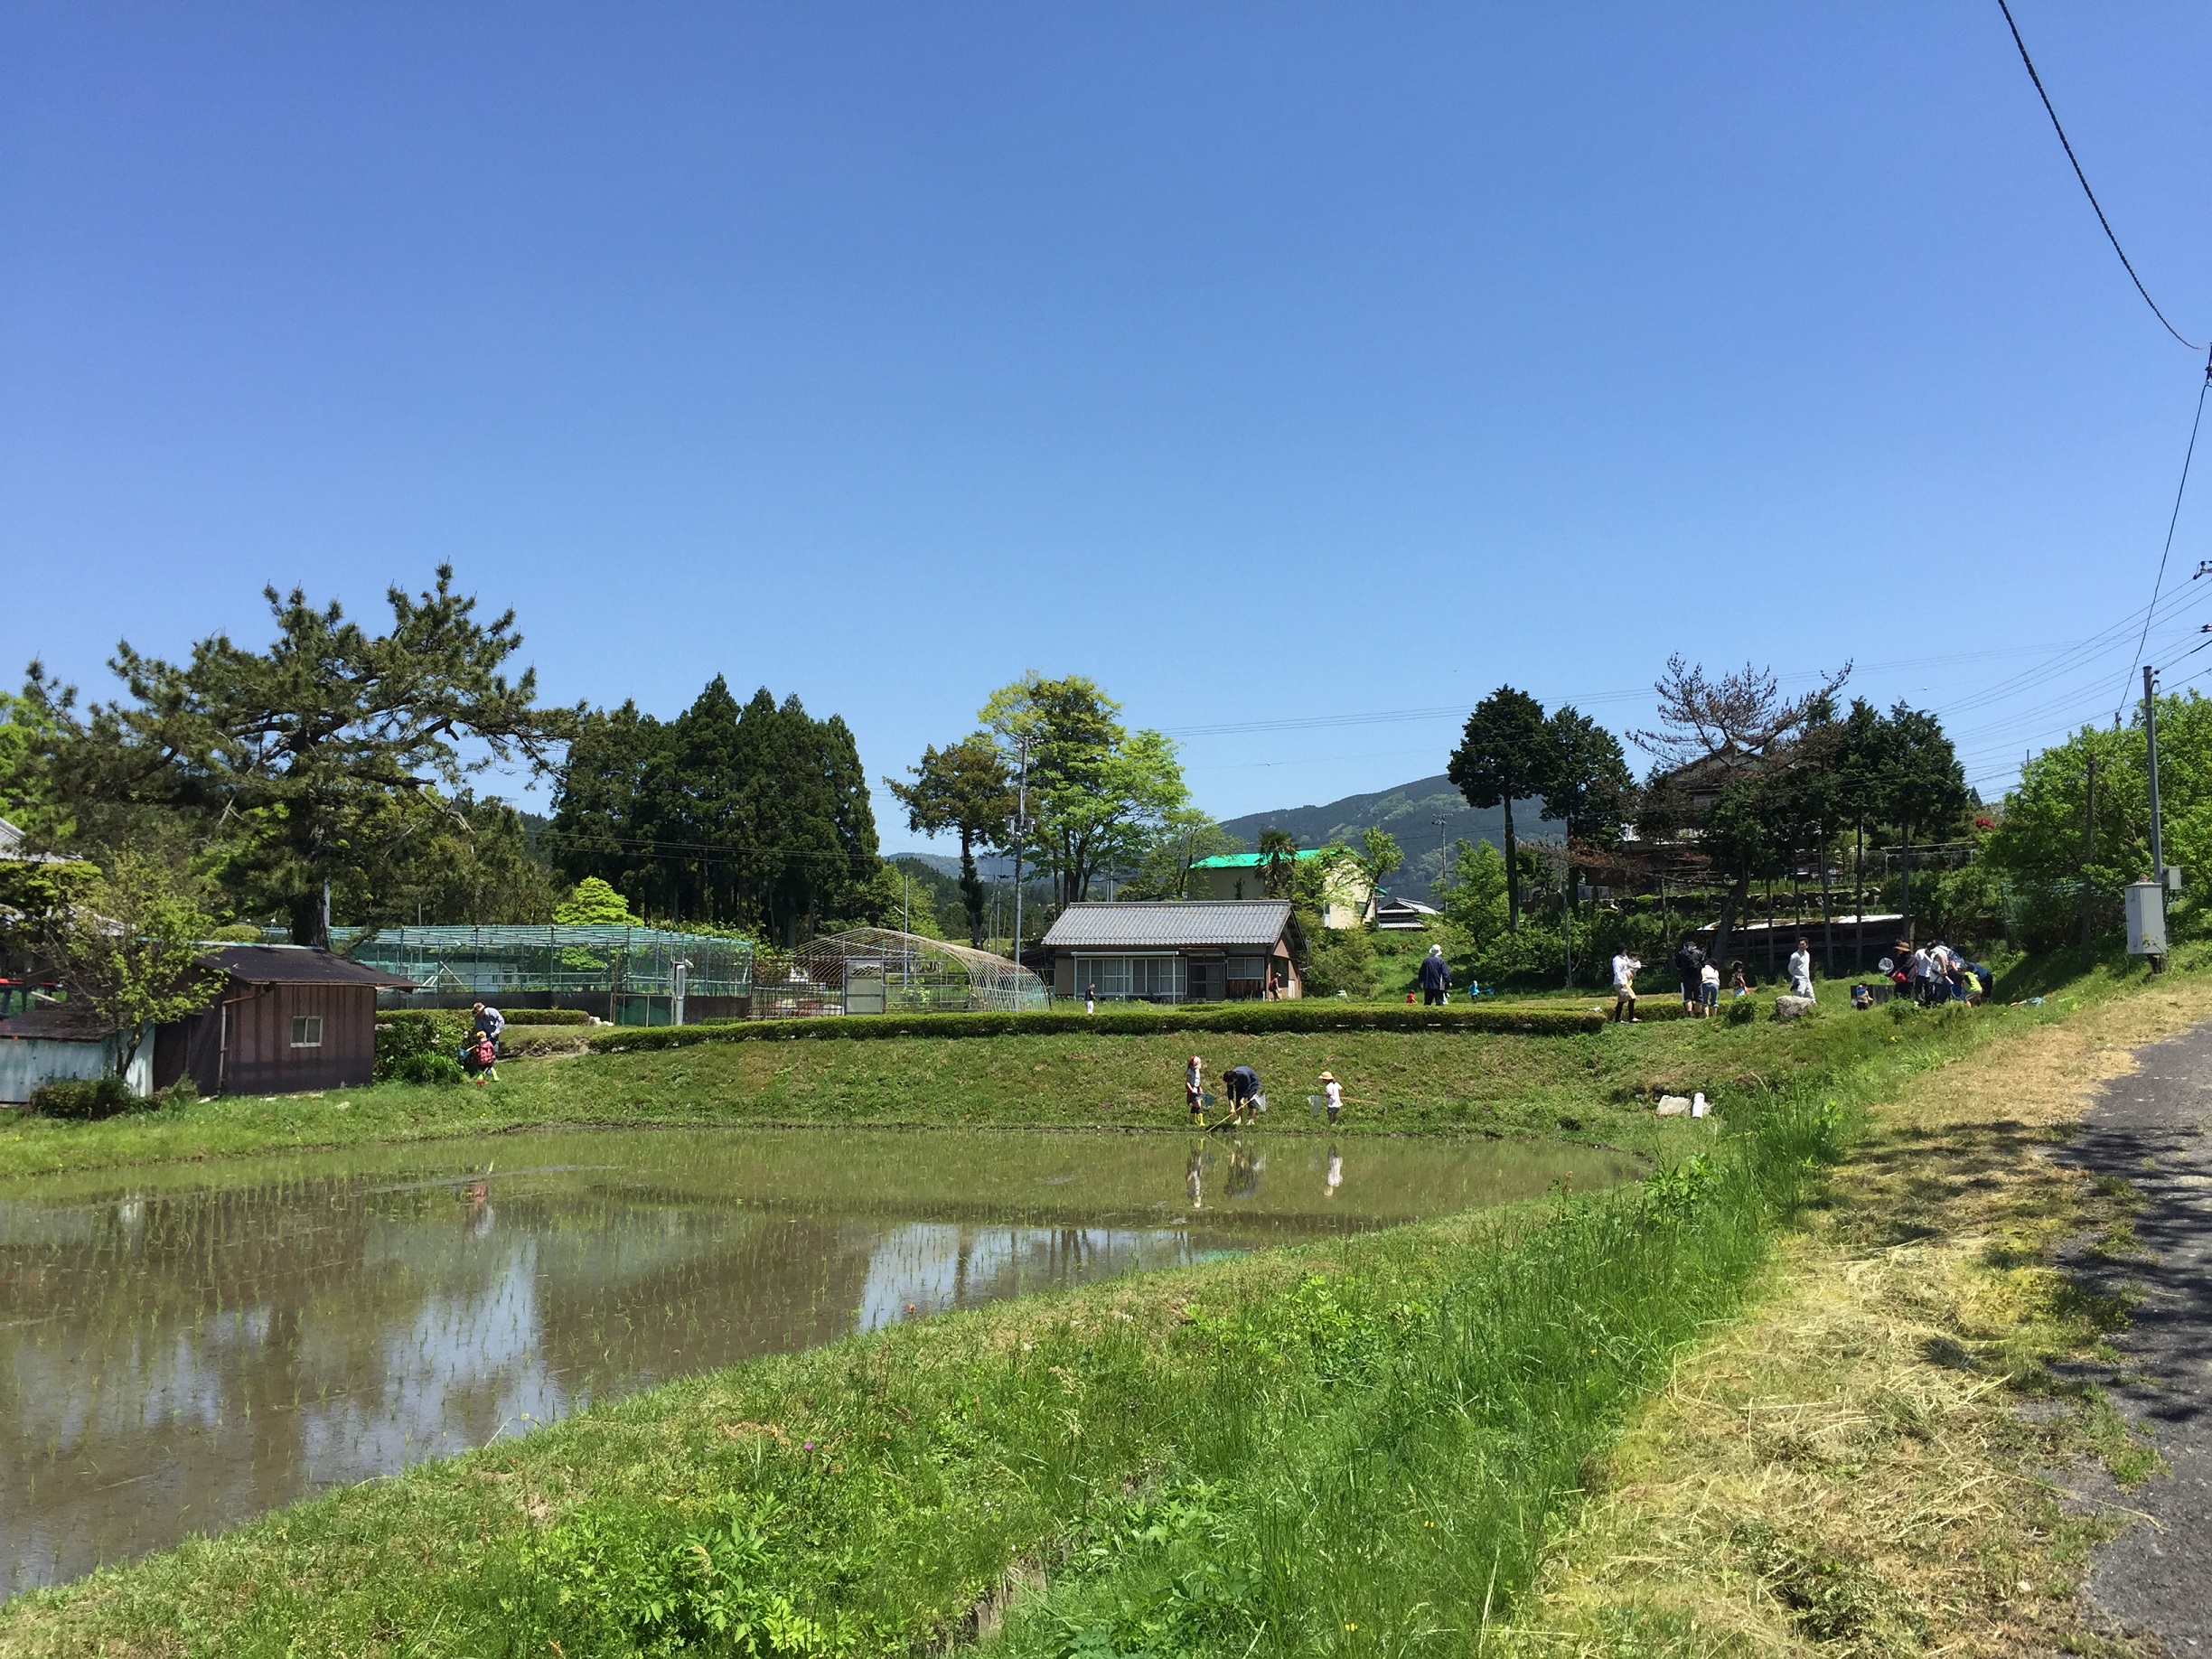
[290, 1015, 323, 1048]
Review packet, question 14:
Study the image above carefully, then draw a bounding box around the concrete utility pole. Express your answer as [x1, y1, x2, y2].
[2081, 755, 2097, 963]
[2144, 666, 2168, 971]
[1010, 733, 1031, 969]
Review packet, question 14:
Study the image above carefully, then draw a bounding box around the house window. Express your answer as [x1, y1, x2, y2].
[1226, 955, 1265, 982]
[1072, 954, 1186, 1001]
[290, 1015, 323, 1048]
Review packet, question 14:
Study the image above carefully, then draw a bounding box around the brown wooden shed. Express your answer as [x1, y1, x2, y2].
[154, 946, 419, 1097]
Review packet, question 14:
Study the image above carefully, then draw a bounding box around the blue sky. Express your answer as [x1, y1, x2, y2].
[5, 3, 2209, 854]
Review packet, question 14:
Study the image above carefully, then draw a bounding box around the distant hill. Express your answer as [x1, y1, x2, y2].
[1218, 776, 1549, 901]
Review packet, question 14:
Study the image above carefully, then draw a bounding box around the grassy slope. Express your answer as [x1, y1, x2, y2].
[0, 989, 2090, 1656]
[12, 990, 1927, 1181]
[1497, 953, 2212, 1656]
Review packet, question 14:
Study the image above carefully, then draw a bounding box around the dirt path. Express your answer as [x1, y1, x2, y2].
[2060, 1020, 2212, 1652]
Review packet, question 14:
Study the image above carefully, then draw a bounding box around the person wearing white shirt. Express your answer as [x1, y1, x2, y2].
[1610, 951, 1641, 1023]
[1786, 938, 1814, 1000]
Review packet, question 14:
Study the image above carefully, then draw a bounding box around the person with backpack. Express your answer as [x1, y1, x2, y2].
[1673, 939, 1706, 1015]
[464, 1029, 499, 1085]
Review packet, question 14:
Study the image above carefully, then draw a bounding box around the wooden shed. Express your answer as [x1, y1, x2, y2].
[154, 946, 419, 1097]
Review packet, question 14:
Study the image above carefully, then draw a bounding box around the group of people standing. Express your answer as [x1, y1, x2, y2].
[1879, 941, 1991, 1006]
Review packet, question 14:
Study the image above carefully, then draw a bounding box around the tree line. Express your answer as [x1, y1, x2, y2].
[1445, 660, 1973, 970]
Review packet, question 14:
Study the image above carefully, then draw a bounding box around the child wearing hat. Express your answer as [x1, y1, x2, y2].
[1320, 1071, 1342, 1125]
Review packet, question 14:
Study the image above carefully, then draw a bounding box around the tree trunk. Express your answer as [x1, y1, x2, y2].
[1711, 865, 1753, 975]
[959, 830, 985, 946]
[1899, 825, 1914, 942]
[288, 890, 329, 951]
[1819, 831, 1834, 976]
[1503, 798, 1520, 933]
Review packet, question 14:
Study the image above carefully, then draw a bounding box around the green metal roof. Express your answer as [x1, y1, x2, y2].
[1191, 848, 1332, 869]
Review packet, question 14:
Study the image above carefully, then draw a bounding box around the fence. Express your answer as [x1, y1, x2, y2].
[350, 924, 755, 1026]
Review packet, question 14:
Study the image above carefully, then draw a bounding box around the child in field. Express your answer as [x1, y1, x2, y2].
[1320, 1070, 1343, 1125]
[466, 1029, 499, 1084]
[1699, 960, 1720, 1017]
[1186, 1054, 1204, 1121]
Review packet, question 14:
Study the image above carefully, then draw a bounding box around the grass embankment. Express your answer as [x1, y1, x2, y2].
[1, 1064, 1851, 1655]
[14, 989, 1916, 1180]
[1496, 952, 2212, 1655]
[0, 988, 2071, 1656]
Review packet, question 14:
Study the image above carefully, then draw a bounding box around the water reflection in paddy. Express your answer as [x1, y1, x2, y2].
[0, 1127, 1639, 1594]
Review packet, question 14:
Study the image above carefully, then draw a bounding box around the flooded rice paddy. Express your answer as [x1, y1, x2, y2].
[0, 1126, 1639, 1594]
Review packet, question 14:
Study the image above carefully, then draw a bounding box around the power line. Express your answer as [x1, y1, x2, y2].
[2120, 361, 2212, 715]
[1995, 0, 2205, 351]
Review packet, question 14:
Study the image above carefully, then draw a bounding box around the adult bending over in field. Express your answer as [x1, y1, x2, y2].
[1223, 1064, 1261, 1124]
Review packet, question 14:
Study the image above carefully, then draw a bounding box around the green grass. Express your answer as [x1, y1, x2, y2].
[4, 988, 1982, 1182]
[0, 961, 2128, 1655]
[0, 1080, 1852, 1657]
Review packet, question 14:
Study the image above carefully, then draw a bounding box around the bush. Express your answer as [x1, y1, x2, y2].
[374, 1011, 471, 1083]
[1725, 997, 1758, 1026]
[496, 1008, 594, 1026]
[586, 1000, 1607, 1054]
[26, 1073, 143, 1119]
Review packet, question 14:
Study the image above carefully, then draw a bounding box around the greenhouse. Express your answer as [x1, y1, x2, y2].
[351, 924, 755, 1025]
[749, 928, 1049, 1019]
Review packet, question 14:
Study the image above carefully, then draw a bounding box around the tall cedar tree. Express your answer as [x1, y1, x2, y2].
[886, 736, 1017, 944]
[1448, 687, 1552, 932]
[548, 678, 879, 941]
[22, 569, 569, 947]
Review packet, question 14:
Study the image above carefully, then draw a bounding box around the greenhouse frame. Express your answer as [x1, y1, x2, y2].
[749, 928, 1049, 1019]
[351, 924, 756, 1025]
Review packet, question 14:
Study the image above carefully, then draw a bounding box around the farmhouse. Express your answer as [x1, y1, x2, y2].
[153, 945, 419, 1096]
[1187, 849, 1373, 928]
[1037, 901, 1300, 1003]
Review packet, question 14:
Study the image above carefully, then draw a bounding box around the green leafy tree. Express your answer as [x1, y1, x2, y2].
[26, 567, 571, 947]
[1441, 839, 1509, 951]
[544, 700, 665, 914]
[1256, 829, 1299, 897]
[15, 854, 221, 1081]
[1447, 687, 1552, 933]
[556, 876, 642, 926]
[1355, 828, 1403, 914]
[1864, 704, 1968, 937]
[886, 735, 1017, 944]
[978, 674, 1187, 907]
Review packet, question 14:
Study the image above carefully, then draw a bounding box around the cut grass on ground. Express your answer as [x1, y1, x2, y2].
[1495, 959, 2212, 1657]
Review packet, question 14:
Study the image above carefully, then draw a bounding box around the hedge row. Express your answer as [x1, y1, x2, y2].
[583, 1000, 1607, 1054]
[375, 1008, 595, 1026]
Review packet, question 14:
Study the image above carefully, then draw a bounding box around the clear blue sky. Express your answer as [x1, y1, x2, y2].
[5, 4, 2209, 854]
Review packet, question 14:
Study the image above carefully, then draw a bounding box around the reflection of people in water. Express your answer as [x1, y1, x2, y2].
[1324, 1144, 1344, 1199]
[1223, 1064, 1261, 1126]
[1225, 1140, 1264, 1200]
[462, 1177, 493, 1239]
[1186, 1140, 1206, 1209]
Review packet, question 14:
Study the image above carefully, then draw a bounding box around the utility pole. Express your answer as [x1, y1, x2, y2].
[2144, 666, 2168, 971]
[1010, 733, 1031, 969]
[2081, 755, 2097, 964]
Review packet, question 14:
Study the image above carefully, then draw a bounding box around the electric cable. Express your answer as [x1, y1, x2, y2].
[1995, 0, 2205, 351]
[2119, 360, 2212, 716]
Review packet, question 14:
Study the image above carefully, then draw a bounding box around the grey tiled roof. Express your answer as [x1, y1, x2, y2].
[1041, 901, 1292, 951]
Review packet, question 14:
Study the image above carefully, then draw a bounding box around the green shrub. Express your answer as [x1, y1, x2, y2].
[1725, 997, 1758, 1026]
[374, 1011, 471, 1082]
[26, 1074, 143, 1119]
[586, 1000, 1606, 1055]
[496, 1008, 594, 1026]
